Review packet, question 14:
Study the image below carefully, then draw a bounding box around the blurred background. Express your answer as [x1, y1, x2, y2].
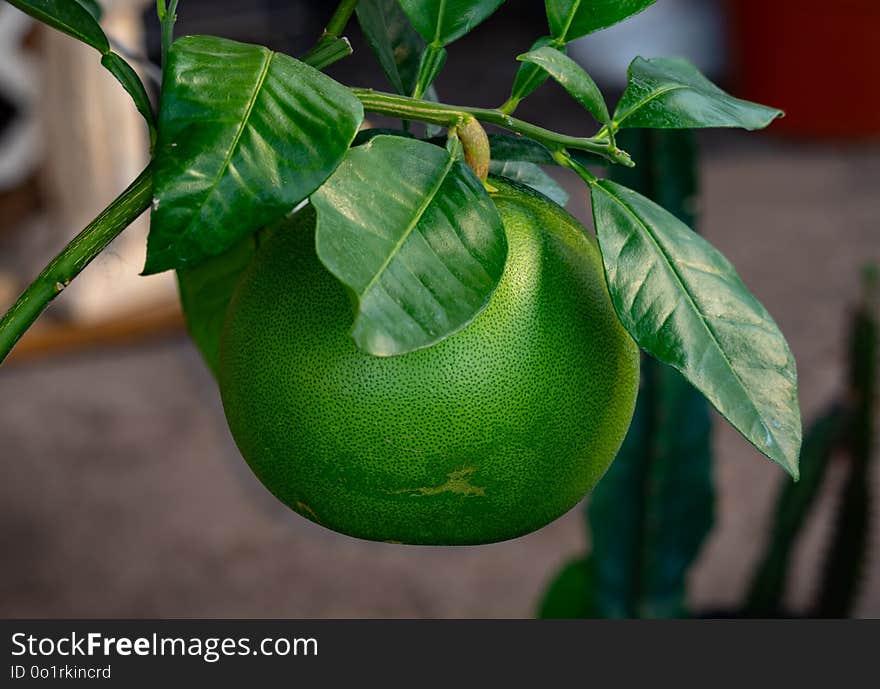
[0, 0, 877, 617]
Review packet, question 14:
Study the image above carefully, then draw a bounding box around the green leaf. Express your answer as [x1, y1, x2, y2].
[312, 136, 507, 357]
[586, 130, 713, 619]
[100, 52, 155, 145]
[614, 57, 783, 130]
[489, 161, 568, 207]
[356, 0, 426, 95]
[7, 0, 108, 51]
[75, 0, 101, 21]
[546, 0, 656, 42]
[488, 134, 555, 165]
[145, 35, 363, 274]
[177, 235, 258, 376]
[589, 359, 714, 618]
[398, 0, 505, 46]
[7, 0, 156, 140]
[536, 557, 594, 619]
[505, 36, 557, 110]
[744, 405, 845, 616]
[590, 179, 802, 476]
[518, 46, 609, 125]
[353, 128, 415, 147]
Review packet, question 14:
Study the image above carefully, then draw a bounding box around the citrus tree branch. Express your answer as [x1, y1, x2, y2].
[0, 85, 630, 366]
[324, 0, 360, 37]
[553, 148, 599, 184]
[352, 88, 634, 167]
[0, 165, 153, 365]
[157, 0, 179, 62]
[302, 0, 359, 66]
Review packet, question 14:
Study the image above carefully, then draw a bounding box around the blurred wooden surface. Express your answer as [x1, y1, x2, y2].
[5, 298, 184, 365]
[39, 2, 174, 324]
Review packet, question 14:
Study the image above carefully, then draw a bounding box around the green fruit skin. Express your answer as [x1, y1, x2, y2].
[218, 179, 639, 545]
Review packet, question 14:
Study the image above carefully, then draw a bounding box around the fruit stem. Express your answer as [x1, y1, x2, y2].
[0, 165, 153, 365]
[352, 88, 635, 167]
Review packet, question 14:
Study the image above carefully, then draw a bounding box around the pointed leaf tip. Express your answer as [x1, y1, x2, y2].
[614, 56, 783, 131]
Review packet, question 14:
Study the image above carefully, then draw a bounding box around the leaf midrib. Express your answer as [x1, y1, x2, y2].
[614, 82, 687, 128]
[433, 0, 447, 44]
[557, 0, 580, 42]
[596, 181, 786, 461]
[172, 47, 274, 252]
[358, 150, 457, 301]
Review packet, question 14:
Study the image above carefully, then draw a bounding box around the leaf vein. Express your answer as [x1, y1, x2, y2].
[598, 182, 787, 455]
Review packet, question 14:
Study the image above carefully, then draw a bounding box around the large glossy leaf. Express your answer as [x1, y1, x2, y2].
[145, 35, 363, 274]
[546, 0, 656, 42]
[176, 235, 258, 376]
[398, 0, 505, 46]
[489, 161, 568, 207]
[590, 180, 802, 476]
[356, 0, 425, 94]
[8, 0, 154, 138]
[614, 57, 783, 130]
[312, 136, 507, 357]
[518, 45, 609, 125]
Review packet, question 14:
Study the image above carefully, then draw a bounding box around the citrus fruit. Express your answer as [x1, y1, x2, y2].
[218, 178, 639, 545]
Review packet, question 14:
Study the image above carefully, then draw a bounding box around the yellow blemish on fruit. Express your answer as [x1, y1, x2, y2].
[296, 501, 320, 522]
[390, 468, 486, 498]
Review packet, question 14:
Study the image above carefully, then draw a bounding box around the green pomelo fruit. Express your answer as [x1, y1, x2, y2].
[218, 178, 639, 545]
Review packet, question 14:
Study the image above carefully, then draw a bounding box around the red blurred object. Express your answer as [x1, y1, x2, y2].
[727, 0, 880, 138]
